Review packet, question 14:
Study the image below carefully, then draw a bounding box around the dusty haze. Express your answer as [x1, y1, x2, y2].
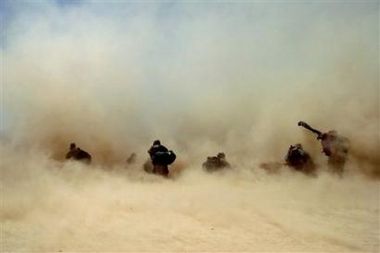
[1, 1, 379, 252]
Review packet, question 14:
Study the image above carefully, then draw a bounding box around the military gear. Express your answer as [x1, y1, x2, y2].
[65, 143, 92, 164]
[298, 121, 349, 174]
[298, 121, 323, 138]
[202, 152, 231, 172]
[147, 140, 176, 176]
[285, 144, 315, 174]
[152, 151, 176, 165]
[320, 131, 349, 174]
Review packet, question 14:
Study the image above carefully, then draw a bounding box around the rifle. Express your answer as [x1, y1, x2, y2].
[298, 121, 323, 139]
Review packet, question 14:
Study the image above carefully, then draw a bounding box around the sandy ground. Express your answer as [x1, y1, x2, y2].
[1, 149, 379, 252]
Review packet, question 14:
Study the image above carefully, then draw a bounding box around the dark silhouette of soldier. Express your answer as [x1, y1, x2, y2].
[148, 140, 169, 159]
[147, 140, 176, 177]
[285, 143, 315, 174]
[65, 143, 92, 164]
[298, 121, 349, 175]
[202, 152, 231, 172]
[319, 131, 349, 175]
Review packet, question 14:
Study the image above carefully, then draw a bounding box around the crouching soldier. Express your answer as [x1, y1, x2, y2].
[298, 121, 349, 175]
[202, 152, 231, 172]
[285, 143, 315, 174]
[148, 140, 176, 177]
[65, 143, 92, 164]
[319, 130, 350, 175]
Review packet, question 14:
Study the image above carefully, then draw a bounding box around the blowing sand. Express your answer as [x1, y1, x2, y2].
[1, 145, 379, 252]
[1, 1, 379, 252]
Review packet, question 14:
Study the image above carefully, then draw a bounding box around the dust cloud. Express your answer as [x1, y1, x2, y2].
[1, 1, 379, 252]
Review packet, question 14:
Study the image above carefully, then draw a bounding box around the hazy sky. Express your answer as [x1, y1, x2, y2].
[0, 1, 378, 158]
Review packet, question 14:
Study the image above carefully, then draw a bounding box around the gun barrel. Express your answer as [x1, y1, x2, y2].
[298, 121, 322, 137]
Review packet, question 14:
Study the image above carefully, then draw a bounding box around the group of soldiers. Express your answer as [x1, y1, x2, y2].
[202, 152, 231, 172]
[65, 139, 177, 177]
[65, 121, 350, 177]
[283, 121, 349, 175]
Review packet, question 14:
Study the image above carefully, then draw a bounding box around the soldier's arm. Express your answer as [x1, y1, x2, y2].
[158, 145, 169, 152]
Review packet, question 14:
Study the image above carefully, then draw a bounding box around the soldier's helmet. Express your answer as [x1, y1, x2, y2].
[153, 140, 161, 145]
[70, 143, 76, 150]
[217, 152, 226, 159]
